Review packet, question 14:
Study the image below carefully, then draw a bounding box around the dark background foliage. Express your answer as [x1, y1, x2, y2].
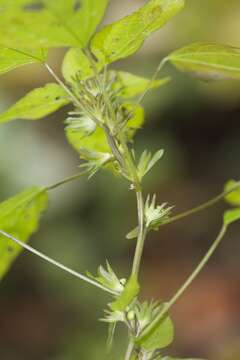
[0, 1, 240, 359]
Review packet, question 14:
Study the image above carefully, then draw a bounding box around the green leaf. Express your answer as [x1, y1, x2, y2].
[112, 71, 171, 98]
[0, 83, 70, 123]
[91, 0, 185, 65]
[224, 179, 240, 207]
[126, 226, 139, 240]
[62, 48, 94, 83]
[0, 47, 47, 76]
[168, 42, 240, 81]
[224, 208, 240, 226]
[137, 149, 164, 180]
[0, 0, 109, 49]
[136, 312, 174, 351]
[0, 187, 48, 279]
[110, 275, 140, 312]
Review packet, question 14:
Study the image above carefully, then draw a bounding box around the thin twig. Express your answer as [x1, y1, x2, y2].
[0, 230, 117, 296]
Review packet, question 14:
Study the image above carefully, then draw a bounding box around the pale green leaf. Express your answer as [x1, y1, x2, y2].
[224, 179, 240, 207]
[110, 275, 140, 312]
[0, 47, 47, 75]
[112, 71, 171, 98]
[168, 42, 240, 81]
[224, 208, 240, 226]
[0, 0, 109, 49]
[137, 313, 174, 351]
[0, 187, 48, 279]
[62, 48, 94, 83]
[126, 226, 139, 240]
[0, 83, 70, 123]
[91, 0, 185, 65]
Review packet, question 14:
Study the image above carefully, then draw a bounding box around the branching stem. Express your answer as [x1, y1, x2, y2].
[0, 230, 117, 296]
[46, 170, 90, 191]
[162, 181, 240, 226]
[138, 224, 227, 343]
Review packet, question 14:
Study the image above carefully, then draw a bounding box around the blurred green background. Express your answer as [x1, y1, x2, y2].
[1, 1, 240, 359]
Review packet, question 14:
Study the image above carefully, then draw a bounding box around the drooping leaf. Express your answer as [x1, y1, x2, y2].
[0, 187, 48, 279]
[136, 312, 174, 351]
[168, 43, 240, 81]
[224, 179, 240, 207]
[62, 48, 95, 83]
[0, 0, 109, 49]
[91, 0, 185, 65]
[110, 275, 140, 312]
[0, 83, 70, 123]
[0, 47, 47, 76]
[224, 208, 240, 227]
[111, 71, 171, 98]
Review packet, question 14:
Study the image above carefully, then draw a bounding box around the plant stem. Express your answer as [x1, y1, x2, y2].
[137, 58, 168, 105]
[0, 230, 117, 295]
[162, 181, 240, 226]
[44, 63, 81, 106]
[124, 341, 135, 360]
[46, 170, 90, 191]
[137, 224, 227, 343]
[131, 190, 146, 278]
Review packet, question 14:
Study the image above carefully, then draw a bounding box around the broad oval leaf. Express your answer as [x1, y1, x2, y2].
[168, 43, 240, 81]
[62, 48, 94, 83]
[224, 179, 240, 207]
[91, 0, 185, 65]
[112, 71, 171, 98]
[110, 275, 140, 312]
[0, 0, 109, 49]
[0, 187, 48, 279]
[224, 208, 240, 227]
[0, 47, 47, 76]
[0, 83, 70, 123]
[136, 311, 174, 351]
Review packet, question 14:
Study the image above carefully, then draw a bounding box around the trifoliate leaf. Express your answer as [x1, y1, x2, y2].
[137, 149, 164, 180]
[168, 43, 240, 81]
[91, 0, 185, 65]
[0, 0, 109, 48]
[224, 180, 240, 207]
[0, 83, 70, 123]
[110, 275, 140, 312]
[0, 187, 48, 279]
[224, 208, 240, 227]
[0, 47, 47, 76]
[111, 71, 171, 98]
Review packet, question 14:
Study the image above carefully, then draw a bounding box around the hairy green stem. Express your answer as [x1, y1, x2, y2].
[137, 58, 168, 105]
[46, 170, 90, 191]
[0, 230, 117, 295]
[162, 181, 240, 226]
[131, 191, 146, 278]
[125, 341, 135, 360]
[137, 224, 227, 343]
